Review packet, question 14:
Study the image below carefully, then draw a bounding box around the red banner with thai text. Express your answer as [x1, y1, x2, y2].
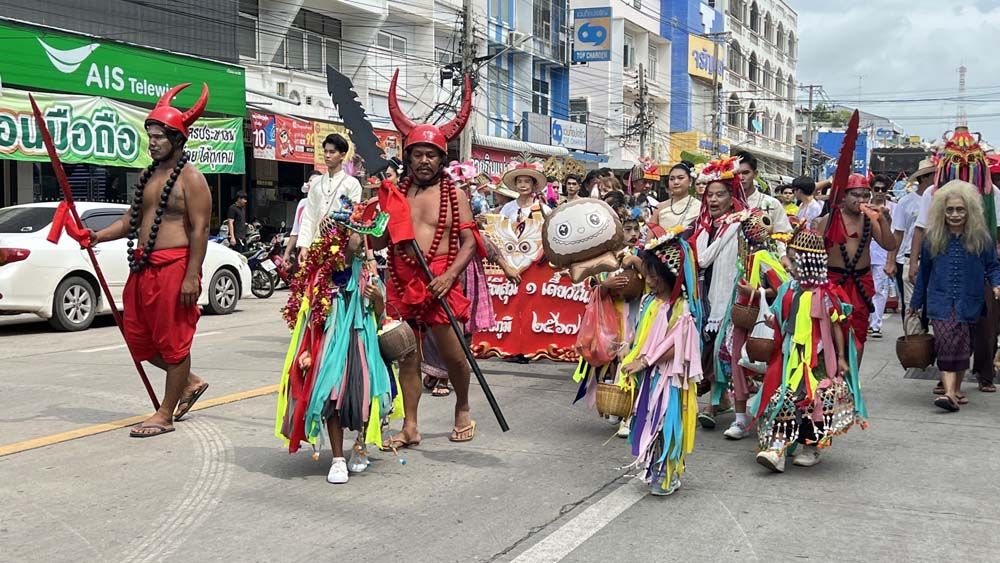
[473, 261, 590, 362]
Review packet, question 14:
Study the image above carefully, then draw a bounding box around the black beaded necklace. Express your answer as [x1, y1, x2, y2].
[126, 154, 189, 272]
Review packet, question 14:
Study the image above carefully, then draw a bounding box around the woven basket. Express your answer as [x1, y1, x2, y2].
[596, 382, 633, 419]
[746, 336, 775, 363]
[731, 303, 760, 330]
[896, 330, 935, 370]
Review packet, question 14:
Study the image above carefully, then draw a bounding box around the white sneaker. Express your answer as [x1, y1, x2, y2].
[348, 445, 369, 473]
[793, 446, 822, 467]
[870, 329, 882, 339]
[326, 457, 349, 484]
[723, 420, 749, 440]
[756, 450, 785, 473]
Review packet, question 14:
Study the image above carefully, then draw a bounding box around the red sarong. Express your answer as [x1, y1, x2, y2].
[386, 253, 470, 327]
[828, 266, 874, 345]
[123, 248, 200, 364]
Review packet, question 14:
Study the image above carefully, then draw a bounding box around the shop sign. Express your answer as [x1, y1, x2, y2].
[376, 129, 401, 161]
[0, 19, 246, 116]
[274, 115, 315, 165]
[0, 88, 243, 173]
[250, 112, 275, 160]
[551, 118, 587, 151]
[572, 8, 612, 63]
[688, 34, 723, 81]
[471, 146, 518, 177]
[312, 121, 354, 170]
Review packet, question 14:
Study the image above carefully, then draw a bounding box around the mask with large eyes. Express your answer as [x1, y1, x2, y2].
[542, 199, 625, 282]
[484, 214, 545, 274]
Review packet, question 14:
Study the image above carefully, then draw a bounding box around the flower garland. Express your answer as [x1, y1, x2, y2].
[282, 226, 351, 329]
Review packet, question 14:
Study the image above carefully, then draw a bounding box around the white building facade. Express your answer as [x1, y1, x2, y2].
[717, 0, 797, 175]
[568, 0, 672, 169]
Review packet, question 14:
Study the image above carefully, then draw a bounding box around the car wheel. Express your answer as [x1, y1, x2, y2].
[49, 276, 96, 331]
[206, 268, 239, 315]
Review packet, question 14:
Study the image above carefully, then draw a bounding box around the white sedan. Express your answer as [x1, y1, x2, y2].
[0, 202, 252, 331]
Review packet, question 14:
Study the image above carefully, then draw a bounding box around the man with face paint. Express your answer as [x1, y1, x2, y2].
[813, 174, 896, 359]
[87, 83, 213, 438]
[374, 70, 480, 448]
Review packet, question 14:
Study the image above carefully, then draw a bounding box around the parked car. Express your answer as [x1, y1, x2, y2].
[0, 202, 253, 331]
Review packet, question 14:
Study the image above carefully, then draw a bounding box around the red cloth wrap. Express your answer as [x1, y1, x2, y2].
[827, 268, 873, 345]
[458, 221, 487, 258]
[387, 253, 470, 326]
[122, 248, 200, 364]
[377, 179, 415, 244]
[46, 201, 92, 247]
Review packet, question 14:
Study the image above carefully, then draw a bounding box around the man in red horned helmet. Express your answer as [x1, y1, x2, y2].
[87, 83, 213, 438]
[373, 70, 481, 448]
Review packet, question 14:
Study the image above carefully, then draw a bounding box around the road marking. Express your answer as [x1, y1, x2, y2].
[78, 331, 222, 353]
[0, 384, 277, 458]
[510, 479, 646, 563]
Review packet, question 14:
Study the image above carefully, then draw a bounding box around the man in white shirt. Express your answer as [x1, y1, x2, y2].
[792, 175, 824, 228]
[296, 134, 363, 261]
[887, 158, 933, 329]
[735, 151, 792, 235]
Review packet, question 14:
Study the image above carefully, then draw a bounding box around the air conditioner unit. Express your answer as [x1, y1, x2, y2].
[507, 31, 529, 48]
[276, 81, 288, 98]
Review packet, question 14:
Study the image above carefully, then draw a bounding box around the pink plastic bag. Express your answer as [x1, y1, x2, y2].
[576, 288, 621, 367]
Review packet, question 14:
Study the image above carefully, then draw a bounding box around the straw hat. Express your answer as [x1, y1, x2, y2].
[501, 162, 547, 190]
[492, 186, 519, 200]
[907, 158, 936, 183]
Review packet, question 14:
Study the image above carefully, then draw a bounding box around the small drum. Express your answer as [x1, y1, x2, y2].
[610, 268, 646, 301]
[379, 319, 417, 361]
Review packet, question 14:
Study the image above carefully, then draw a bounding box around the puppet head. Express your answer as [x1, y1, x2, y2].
[936, 126, 989, 194]
[542, 199, 624, 282]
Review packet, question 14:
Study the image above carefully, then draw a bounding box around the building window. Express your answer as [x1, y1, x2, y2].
[269, 10, 342, 73]
[786, 75, 795, 99]
[533, 0, 553, 43]
[775, 69, 784, 98]
[238, 14, 257, 60]
[776, 22, 785, 52]
[747, 101, 757, 131]
[647, 49, 657, 81]
[764, 12, 774, 43]
[748, 52, 758, 83]
[727, 95, 741, 127]
[623, 33, 635, 68]
[773, 113, 782, 140]
[788, 32, 797, 58]
[730, 0, 743, 22]
[239, 0, 258, 16]
[570, 97, 589, 125]
[786, 117, 794, 145]
[532, 77, 550, 115]
[372, 32, 407, 92]
[762, 61, 772, 91]
[728, 41, 742, 75]
[489, 61, 511, 118]
[490, 0, 511, 21]
[749, 2, 760, 33]
[632, 0, 642, 9]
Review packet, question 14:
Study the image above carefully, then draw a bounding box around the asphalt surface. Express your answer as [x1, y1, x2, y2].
[2, 296, 999, 562]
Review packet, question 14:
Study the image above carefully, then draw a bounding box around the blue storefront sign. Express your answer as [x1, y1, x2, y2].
[572, 7, 612, 62]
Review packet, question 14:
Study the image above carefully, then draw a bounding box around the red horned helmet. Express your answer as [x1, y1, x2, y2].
[388, 69, 472, 154]
[844, 173, 870, 191]
[145, 82, 210, 139]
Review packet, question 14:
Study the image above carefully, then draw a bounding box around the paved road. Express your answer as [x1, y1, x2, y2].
[2, 298, 999, 562]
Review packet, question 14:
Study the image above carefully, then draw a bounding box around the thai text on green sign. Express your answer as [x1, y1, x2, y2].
[0, 19, 245, 116]
[0, 89, 244, 174]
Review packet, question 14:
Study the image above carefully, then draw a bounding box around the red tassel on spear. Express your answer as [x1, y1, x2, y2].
[29, 94, 161, 410]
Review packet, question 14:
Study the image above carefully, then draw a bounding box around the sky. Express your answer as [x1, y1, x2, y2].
[790, 0, 1000, 143]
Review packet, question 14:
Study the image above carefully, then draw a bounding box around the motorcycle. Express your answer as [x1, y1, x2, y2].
[264, 233, 293, 289]
[245, 246, 276, 299]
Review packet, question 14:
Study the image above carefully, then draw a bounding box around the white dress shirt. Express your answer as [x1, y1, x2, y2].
[295, 170, 363, 248]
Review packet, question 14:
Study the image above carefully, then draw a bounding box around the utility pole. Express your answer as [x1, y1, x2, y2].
[458, 0, 475, 161]
[801, 84, 818, 178]
[638, 62, 648, 159]
[710, 33, 722, 157]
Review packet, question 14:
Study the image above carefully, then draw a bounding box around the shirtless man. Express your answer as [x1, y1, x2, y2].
[377, 70, 479, 447]
[88, 84, 212, 437]
[813, 173, 895, 360]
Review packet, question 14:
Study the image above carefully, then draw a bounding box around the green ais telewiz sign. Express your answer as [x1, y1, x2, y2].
[0, 19, 246, 117]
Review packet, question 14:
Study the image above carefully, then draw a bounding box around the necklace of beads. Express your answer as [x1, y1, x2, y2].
[126, 154, 189, 272]
[668, 194, 694, 217]
[387, 174, 459, 298]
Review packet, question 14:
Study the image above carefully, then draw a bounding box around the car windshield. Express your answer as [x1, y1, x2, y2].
[0, 207, 56, 234]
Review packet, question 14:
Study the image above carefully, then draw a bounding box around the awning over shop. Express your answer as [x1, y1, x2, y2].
[473, 133, 569, 157]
